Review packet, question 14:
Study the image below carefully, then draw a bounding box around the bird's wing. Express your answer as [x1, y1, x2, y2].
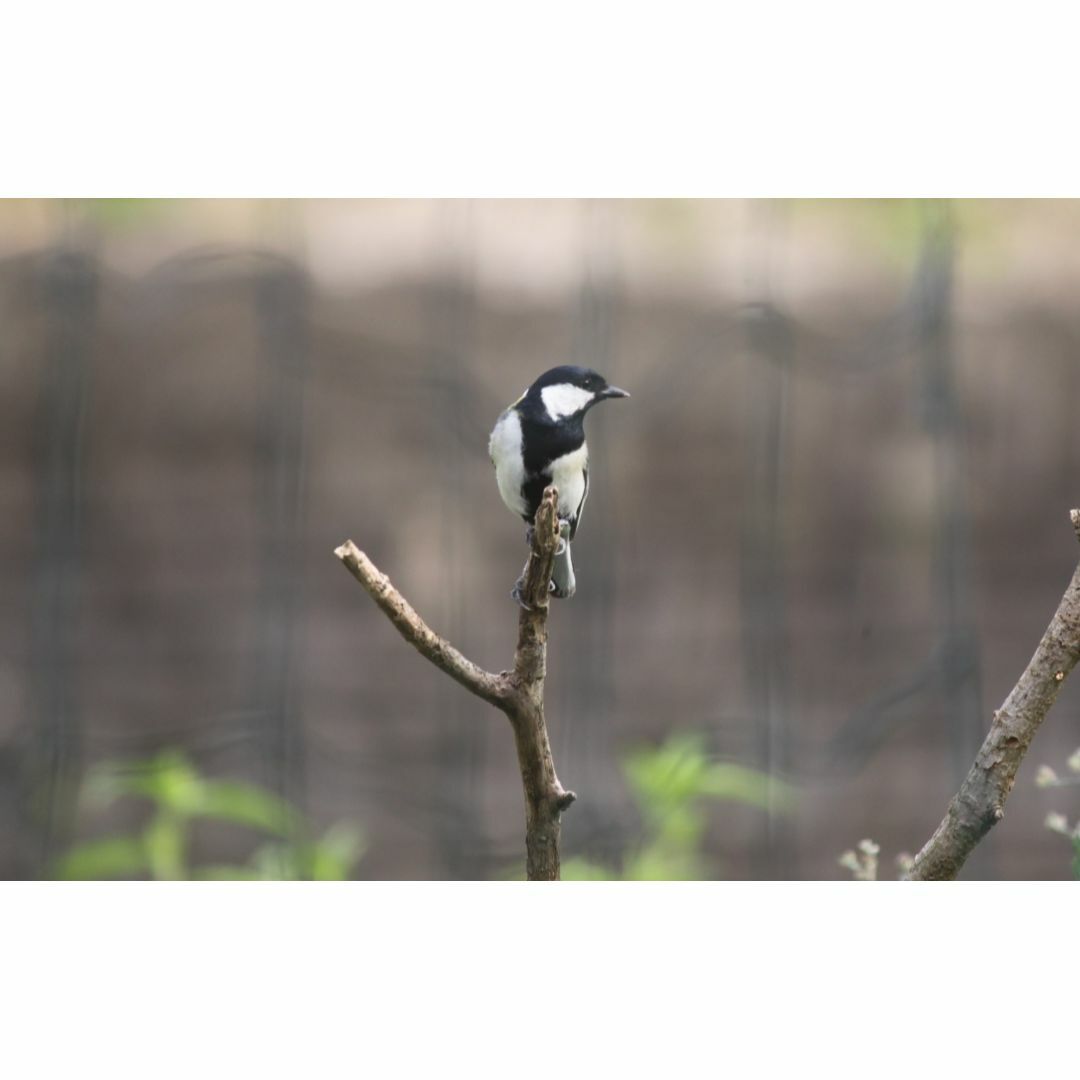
[569, 463, 589, 540]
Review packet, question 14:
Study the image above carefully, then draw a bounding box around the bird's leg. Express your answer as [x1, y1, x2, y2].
[524, 525, 535, 547]
[514, 522, 572, 606]
[554, 519, 570, 556]
[511, 557, 533, 611]
[549, 524, 576, 599]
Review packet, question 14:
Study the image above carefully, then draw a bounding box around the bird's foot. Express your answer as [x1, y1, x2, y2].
[554, 519, 571, 556]
[524, 525, 535, 547]
[549, 580, 575, 600]
[511, 578, 534, 611]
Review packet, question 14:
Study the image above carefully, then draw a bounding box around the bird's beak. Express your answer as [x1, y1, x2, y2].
[600, 385, 630, 400]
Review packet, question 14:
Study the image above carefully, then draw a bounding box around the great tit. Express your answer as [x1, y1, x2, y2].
[488, 365, 629, 606]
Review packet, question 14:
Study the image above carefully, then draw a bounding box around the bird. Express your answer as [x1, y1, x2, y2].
[488, 365, 629, 607]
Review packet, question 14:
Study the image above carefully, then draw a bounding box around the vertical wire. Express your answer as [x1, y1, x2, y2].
[26, 213, 98, 875]
[428, 200, 487, 877]
[739, 200, 797, 879]
[563, 198, 626, 863]
[914, 201, 987, 866]
[252, 238, 311, 859]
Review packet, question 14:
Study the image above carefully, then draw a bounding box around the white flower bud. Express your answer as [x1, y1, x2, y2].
[1035, 765, 1059, 788]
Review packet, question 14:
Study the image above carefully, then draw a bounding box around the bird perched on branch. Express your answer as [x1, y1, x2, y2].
[489, 365, 629, 607]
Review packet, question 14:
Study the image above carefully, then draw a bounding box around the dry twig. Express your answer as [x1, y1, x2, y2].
[334, 486, 575, 880]
[907, 509, 1080, 879]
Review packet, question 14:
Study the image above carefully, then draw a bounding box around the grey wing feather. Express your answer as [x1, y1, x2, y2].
[569, 464, 589, 541]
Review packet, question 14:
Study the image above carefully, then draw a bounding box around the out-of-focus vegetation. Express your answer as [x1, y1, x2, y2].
[562, 734, 793, 880]
[54, 750, 365, 881]
[1035, 749, 1080, 879]
[836, 743, 1080, 881]
[6, 198, 1080, 880]
[837, 840, 913, 881]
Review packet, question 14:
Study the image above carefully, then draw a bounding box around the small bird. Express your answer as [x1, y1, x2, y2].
[489, 365, 629, 606]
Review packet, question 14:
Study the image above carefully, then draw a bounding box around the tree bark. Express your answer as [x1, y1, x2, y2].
[335, 485, 574, 880]
[907, 509, 1080, 880]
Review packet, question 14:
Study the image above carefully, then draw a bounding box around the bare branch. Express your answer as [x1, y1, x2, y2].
[334, 540, 509, 709]
[907, 509, 1080, 879]
[503, 487, 576, 880]
[335, 485, 575, 880]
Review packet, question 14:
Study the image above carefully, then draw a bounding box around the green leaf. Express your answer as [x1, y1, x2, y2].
[611, 734, 795, 881]
[248, 843, 301, 880]
[144, 812, 187, 880]
[192, 865, 267, 881]
[623, 734, 711, 814]
[625, 841, 707, 881]
[135, 751, 204, 814]
[651, 804, 706, 850]
[87, 750, 205, 815]
[698, 763, 795, 813]
[60, 748, 373, 882]
[560, 856, 620, 881]
[196, 780, 297, 837]
[81, 199, 180, 230]
[53, 835, 148, 880]
[623, 735, 792, 818]
[308, 823, 366, 881]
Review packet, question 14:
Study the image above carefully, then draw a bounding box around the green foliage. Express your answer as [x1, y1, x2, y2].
[562, 734, 794, 881]
[79, 199, 180, 230]
[55, 835, 146, 880]
[1045, 827, 1080, 882]
[55, 750, 365, 881]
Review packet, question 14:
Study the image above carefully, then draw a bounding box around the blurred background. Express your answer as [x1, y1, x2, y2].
[1, 198, 1079, 880]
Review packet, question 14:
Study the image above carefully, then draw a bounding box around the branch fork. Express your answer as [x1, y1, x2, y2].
[335, 485, 574, 880]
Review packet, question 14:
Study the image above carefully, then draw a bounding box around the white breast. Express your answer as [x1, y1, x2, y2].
[488, 409, 527, 516]
[549, 441, 589, 521]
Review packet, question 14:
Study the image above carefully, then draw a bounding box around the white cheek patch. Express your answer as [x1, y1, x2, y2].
[541, 383, 594, 421]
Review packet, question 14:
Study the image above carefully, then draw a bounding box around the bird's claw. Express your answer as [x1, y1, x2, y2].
[554, 519, 570, 556]
[511, 579, 534, 611]
[516, 520, 572, 603]
[526, 521, 569, 554]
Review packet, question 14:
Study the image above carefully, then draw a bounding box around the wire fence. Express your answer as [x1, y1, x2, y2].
[2, 200, 1078, 879]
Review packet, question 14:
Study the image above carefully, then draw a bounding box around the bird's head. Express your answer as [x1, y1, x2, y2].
[526, 365, 630, 422]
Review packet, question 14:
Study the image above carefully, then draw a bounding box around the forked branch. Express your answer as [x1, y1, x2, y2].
[907, 509, 1080, 879]
[335, 485, 575, 880]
